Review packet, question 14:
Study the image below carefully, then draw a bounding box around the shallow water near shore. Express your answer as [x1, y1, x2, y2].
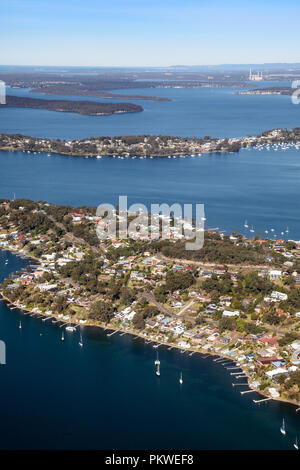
[0, 249, 299, 450]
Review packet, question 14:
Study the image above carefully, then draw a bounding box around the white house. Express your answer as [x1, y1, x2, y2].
[271, 291, 288, 301]
[269, 269, 282, 280]
[266, 367, 288, 378]
[222, 309, 240, 317]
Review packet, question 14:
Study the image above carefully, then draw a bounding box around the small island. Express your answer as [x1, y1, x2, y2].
[4, 95, 143, 116]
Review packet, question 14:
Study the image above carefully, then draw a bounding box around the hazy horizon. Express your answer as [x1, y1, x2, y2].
[1, 0, 300, 67]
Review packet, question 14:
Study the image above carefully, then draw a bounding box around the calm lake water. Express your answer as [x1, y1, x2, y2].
[1, 81, 299, 140]
[0, 249, 299, 450]
[0, 84, 300, 449]
[0, 146, 300, 239]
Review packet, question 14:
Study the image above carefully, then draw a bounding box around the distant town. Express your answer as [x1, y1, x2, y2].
[1, 198, 300, 408]
[1, 126, 300, 158]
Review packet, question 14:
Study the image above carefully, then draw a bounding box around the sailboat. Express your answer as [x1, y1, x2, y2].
[285, 227, 289, 234]
[179, 372, 183, 385]
[155, 352, 160, 376]
[280, 418, 286, 436]
[61, 331, 64, 341]
[79, 331, 83, 347]
[18, 320, 22, 329]
[244, 220, 249, 229]
[250, 226, 255, 233]
[294, 437, 299, 450]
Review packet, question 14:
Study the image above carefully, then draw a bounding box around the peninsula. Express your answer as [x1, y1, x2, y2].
[30, 87, 171, 102]
[1, 126, 300, 157]
[238, 87, 295, 96]
[0, 198, 300, 410]
[3, 95, 143, 116]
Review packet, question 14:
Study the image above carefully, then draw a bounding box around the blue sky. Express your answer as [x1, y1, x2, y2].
[1, 0, 299, 66]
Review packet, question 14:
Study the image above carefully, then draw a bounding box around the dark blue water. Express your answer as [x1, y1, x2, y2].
[1, 82, 299, 139]
[0, 249, 299, 450]
[1, 147, 300, 239]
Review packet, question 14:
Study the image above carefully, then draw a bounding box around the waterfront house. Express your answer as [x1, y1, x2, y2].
[145, 319, 158, 329]
[207, 333, 220, 342]
[21, 274, 34, 286]
[183, 330, 195, 339]
[178, 340, 190, 349]
[266, 367, 288, 379]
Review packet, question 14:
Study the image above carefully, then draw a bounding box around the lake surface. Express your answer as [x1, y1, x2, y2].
[1, 81, 299, 140]
[0, 249, 299, 450]
[0, 146, 300, 239]
[0, 83, 300, 449]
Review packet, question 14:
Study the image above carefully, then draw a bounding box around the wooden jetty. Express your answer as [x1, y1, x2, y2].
[232, 383, 248, 387]
[253, 397, 272, 404]
[241, 390, 256, 395]
[107, 330, 118, 337]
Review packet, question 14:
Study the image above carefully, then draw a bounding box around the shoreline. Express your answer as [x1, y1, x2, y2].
[1, 126, 300, 159]
[1, 279, 299, 411]
[0, 145, 236, 159]
[1, 230, 300, 412]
